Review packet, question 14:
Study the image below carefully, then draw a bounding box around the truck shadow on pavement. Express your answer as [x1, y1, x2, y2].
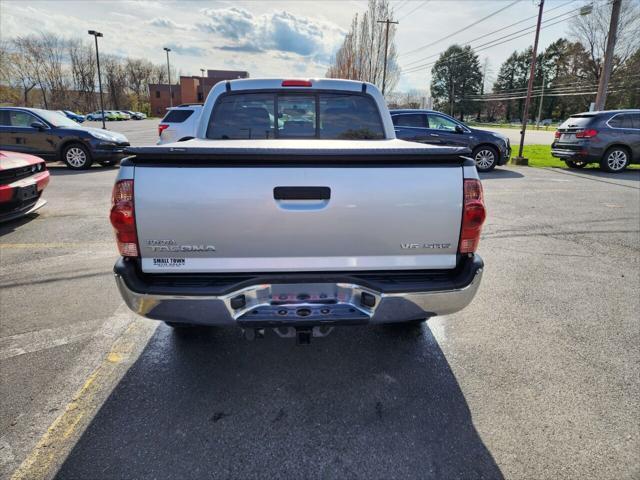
[56, 324, 504, 480]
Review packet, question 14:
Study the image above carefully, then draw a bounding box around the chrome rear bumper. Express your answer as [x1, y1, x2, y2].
[114, 256, 483, 326]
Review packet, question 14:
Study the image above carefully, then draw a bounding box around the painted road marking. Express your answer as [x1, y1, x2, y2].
[0, 319, 104, 361]
[8, 316, 157, 480]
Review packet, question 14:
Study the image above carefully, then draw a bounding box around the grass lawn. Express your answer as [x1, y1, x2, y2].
[520, 144, 639, 169]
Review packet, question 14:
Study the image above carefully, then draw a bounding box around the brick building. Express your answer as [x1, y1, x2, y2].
[149, 69, 249, 116]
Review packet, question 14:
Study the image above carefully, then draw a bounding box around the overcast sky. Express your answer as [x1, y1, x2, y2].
[1, 0, 583, 92]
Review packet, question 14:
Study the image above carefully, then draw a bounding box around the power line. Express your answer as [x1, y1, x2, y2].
[393, 0, 412, 14]
[402, 11, 583, 74]
[397, 0, 431, 21]
[467, 72, 640, 96]
[402, 4, 581, 71]
[398, 0, 522, 58]
[468, 84, 621, 100]
[464, 87, 636, 102]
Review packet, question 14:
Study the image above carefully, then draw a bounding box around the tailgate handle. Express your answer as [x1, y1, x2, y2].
[274, 186, 330, 201]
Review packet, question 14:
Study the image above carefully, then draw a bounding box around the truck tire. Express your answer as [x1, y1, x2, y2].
[565, 160, 587, 169]
[472, 146, 498, 172]
[63, 143, 93, 170]
[600, 147, 630, 173]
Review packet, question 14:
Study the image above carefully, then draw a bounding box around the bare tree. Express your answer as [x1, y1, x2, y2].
[68, 38, 97, 111]
[326, 0, 400, 93]
[0, 40, 37, 106]
[37, 32, 71, 108]
[102, 55, 129, 109]
[570, 0, 640, 80]
[13, 36, 50, 108]
[126, 58, 154, 110]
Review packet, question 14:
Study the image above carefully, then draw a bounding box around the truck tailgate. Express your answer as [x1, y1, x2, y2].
[135, 168, 462, 273]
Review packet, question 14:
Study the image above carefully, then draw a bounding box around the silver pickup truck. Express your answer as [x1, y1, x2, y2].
[110, 79, 486, 343]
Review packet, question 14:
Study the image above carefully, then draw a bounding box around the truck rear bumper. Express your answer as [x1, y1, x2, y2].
[114, 255, 483, 326]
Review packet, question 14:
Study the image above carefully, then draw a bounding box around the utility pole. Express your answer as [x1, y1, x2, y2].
[163, 47, 173, 107]
[536, 55, 545, 128]
[513, 0, 544, 165]
[595, 0, 622, 111]
[377, 18, 398, 95]
[88, 30, 106, 130]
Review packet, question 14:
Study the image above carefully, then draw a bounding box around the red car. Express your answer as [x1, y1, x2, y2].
[0, 151, 50, 223]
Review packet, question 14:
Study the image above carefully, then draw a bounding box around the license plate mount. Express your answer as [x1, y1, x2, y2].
[19, 185, 38, 201]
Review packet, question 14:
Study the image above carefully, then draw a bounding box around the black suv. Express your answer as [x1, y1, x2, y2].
[552, 110, 640, 173]
[390, 109, 511, 172]
[0, 107, 130, 169]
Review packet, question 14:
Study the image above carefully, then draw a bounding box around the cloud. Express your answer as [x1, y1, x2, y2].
[198, 7, 254, 40]
[165, 43, 208, 57]
[148, 17, 189, 29]
[198, 7, 345, 58]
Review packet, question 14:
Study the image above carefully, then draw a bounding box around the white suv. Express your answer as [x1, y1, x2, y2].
[157, 104, 202, 144]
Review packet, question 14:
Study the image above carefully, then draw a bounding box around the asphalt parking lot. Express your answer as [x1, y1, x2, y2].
[1, 121, 639, 479]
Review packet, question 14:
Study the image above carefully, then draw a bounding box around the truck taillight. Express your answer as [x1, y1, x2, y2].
[576, 129, 597, 138]
[158, 124, 169, 136]
[459, 179, 486, 254]
[110, 180, 138, 257]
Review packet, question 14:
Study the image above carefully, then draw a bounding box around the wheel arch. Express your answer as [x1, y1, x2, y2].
[603, 143, 632, 159]
[57, 139, 92, 161]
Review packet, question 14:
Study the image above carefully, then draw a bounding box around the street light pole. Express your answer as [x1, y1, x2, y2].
[88, 30, 106, 130]
[595, 0, 622, 111]
[377, 18, 398, 95]
[164, 47, 173, 108]
[200, 68, 205, 102]
[513, 0, 544, 164]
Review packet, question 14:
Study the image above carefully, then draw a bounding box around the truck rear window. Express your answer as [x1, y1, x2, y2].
[207, 92, 385, 140]
[162, 110, 194, 123]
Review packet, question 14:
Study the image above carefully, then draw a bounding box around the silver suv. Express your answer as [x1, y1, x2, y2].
[157, 104, 202, 144]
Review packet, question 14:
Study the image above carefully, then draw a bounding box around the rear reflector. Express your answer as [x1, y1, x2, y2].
[282, 80, 312, 87]
[459, 179, 486, 254]
[158, 124, 169, 136]
[110, 180, 139, 257]
[576, 129, 597, 138]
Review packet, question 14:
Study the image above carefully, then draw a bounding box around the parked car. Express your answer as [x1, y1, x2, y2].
[390, 109, 511, 172]
[551, 109, 640, 172]
[115, 111, 131, 120]
[0, 107, 130, 169]
[86, 110, 117, 121]
[112, 78, 486, 343]
[60, 110, 85, 123]
[123, 110, 146, 120]
[0, 150, 50, 222]
[157, 104, 202, 144]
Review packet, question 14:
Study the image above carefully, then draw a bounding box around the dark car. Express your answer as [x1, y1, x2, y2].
[0, 150, 50, 222]
[0, 107, 130, 169]
[390, 109, 511, 172]
[60, 110, 85, 123]
[551, 110, 640, 173]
